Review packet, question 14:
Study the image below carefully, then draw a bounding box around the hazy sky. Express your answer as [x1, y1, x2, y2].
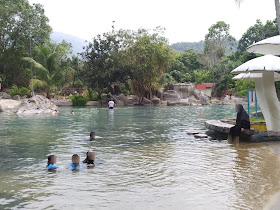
[29, 0, 275, 44]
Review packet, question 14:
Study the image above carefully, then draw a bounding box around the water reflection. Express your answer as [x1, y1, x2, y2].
[0, 106, 279, 209]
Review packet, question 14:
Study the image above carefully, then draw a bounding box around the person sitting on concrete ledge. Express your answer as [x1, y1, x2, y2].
[228, 104, 250, 143]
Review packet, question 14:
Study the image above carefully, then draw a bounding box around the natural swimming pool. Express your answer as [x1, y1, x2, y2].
[1, 106, 280, 209]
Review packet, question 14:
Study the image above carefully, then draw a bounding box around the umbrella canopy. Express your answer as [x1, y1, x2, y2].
[247, 35, 280, 55]
[232, 72, 280, 81]
[231, 55, 280, 74]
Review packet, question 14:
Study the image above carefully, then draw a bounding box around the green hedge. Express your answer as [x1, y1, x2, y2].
[68, 94, 88, 106]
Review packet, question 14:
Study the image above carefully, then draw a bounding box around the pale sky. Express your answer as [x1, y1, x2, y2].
[29, 0, 276, 44]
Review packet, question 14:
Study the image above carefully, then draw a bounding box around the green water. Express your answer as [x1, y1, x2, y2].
[1, 106, 280, 209]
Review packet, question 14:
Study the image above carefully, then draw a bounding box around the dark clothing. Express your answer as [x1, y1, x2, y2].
[83, 158, 94, 164]
[230, 104, 250, 137]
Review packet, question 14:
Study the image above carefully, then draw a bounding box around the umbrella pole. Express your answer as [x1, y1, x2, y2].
[255, 72, 280, 132]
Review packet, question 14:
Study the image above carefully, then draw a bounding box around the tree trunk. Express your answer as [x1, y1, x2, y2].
[275, 0, 280, 34]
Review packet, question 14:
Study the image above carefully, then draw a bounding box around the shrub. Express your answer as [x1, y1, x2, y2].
[91, 92, 100, 101]
[9, 85, 30, 97]
[69, 94, 88, 106]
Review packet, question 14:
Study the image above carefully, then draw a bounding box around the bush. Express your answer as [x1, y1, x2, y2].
[9, 85, 30, 97]
[68, 94, 88, 106]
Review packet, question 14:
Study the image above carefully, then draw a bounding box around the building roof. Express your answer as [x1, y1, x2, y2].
[196, 83, 216, 90]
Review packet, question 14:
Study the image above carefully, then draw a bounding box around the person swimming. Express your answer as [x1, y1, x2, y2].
[69, 154, 82, 170]
[47, 155, 59, 170]
[83, 150, 95, 167]
[89, 131, 95, 141]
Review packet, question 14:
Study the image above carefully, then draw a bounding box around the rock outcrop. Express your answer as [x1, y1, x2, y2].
[163, 90, 181, 102]
[0, 99, 22, 112]
[142, 97, 152, 106]
[0, 92, 11, 99]
[15, 95, 57, 114]
[51, 98, 73, 106]
[151, 97, 161, 106]
[86, 101, 101, 106]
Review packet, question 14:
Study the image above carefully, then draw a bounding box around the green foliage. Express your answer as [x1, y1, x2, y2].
[128, 28, 174, 99]
[22, 41, 72, 96]
[193, 70, 211, 84]
[0, 0, 51, 87]
[69, 94, 88, 106]
[238, 19, 278, 52]
[204, 21, 235, 66]
[232, 80, 255, 96]
[9, 85, 30, 96]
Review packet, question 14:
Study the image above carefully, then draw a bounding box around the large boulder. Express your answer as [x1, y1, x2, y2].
[118, 93, 134, 106]
[163, 90, 181, 102]
[151, 97, 161, 106]
[15, 95, 58, 114]
[142, 97, 152, 106]
[112, 95, 125, 107]
[0, 99, 22, 112]
[173, 83, 195, 99]
[127, 95, 139, 104]
[188, 95, 200, 105]
[13, 95, 21, 100]
[86, 101, 101, 106]
[0, 92, 11, 99]
[201, 95, 210, 105]
[51, 98, 73, 106]
[222, 95, 247, 105]
[167, 99, 190, 106]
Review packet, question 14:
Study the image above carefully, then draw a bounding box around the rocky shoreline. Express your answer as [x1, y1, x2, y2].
[0, 85, 247, 114]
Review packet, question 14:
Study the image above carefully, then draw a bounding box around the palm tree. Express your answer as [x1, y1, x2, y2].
[22, 41, 71, 98]
[235, 0, 280, 34]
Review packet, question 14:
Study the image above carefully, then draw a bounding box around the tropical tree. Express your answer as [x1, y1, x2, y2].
[203, 21, 235, 66]
[238, 19, 278, 52]
[235, 0, 280, 34]
[22, 41, 71, 97]
[0, 0, 51, 87]
[126, 28, 174, 100]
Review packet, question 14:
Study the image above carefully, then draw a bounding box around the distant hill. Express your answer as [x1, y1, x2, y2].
[171, 41, 205, 53]
[50, 32, 87, 55]
[171, 40, 238, 54]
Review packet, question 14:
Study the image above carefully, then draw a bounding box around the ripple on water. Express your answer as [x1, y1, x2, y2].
[1, 106, 280, 209]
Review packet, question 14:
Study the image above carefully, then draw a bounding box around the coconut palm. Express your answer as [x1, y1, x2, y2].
[22, 41, 71, 98]
[235, 0, 280, 34]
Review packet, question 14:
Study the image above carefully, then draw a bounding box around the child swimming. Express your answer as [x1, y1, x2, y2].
[89, 131, 95, 141]
[83, 150, 95, 167]
[47, 155, 59, 170]
[69, 154, 82, 170]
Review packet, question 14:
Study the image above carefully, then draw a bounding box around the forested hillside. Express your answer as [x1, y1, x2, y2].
[171, 40, 238, 54]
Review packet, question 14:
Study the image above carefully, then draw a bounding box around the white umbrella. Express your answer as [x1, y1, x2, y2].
[232, 72, 280, 81]
[231, 55, 280, 132]
[247, 35, 280, 55]
[232, 55, 280, 73]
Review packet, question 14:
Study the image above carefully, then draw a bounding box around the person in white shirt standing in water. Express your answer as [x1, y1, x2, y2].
[108, 99, 115, 109]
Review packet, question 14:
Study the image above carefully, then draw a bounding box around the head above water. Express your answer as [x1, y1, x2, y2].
[72, 154, 80, 164]
[235, 104, 244, 113]
[47, 155, 56, 166]
[90, 131, 95, 140]
[87, 150, 95, 161]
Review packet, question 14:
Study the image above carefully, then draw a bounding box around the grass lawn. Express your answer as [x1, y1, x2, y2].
[250, 118, 265, 122]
